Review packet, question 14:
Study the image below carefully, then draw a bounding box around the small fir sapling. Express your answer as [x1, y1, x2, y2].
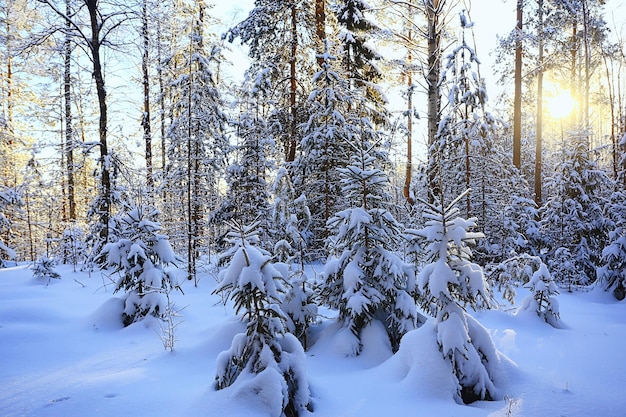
[518, 262, 561, 327]
[58, 225, 86, 271]
[488, 254, 545, 305]
[213, 220, 311, 417]
[100, 206, 181, 327]
[321, 134, 420, 355]
[31, 257, 61, 285]
[408, 190, 499, 404]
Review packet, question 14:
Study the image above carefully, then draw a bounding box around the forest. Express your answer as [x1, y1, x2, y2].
[1, 0, 626, 416]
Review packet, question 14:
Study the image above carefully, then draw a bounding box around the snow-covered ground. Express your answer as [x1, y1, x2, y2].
[1, 263, 624, 417]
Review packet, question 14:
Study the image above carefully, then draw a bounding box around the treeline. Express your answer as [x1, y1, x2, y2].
[1, 1, 625, 291]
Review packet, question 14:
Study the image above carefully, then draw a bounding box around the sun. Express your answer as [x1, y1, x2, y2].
[547, 91, 575, 119]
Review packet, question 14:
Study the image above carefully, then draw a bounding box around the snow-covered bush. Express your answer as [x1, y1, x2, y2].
[213, 220, 310, 416]
[518, 263, 560, 327]
[100, 206, 181, 327]
[408, 190, 499, 404]
[31, 257, 61, 285]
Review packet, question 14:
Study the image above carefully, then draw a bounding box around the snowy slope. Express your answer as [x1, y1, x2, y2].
[1, 264, 625, 416]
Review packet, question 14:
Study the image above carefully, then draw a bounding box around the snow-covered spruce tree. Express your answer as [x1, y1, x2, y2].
[213, 220, 310, 417]
[598, 190, 626, 300]
[100, 206, 181, 327]
[271, 167, 311, 264]
[488, 254, 545, 305]
[321, 128, 420, 355]
[298, 44, 352, 258]
[0, 186, 21, 267]
[540, 130, 612, 288]
[518, 262, 560, 327]
[210, 83, 274, 252]
[31, 257, 61, 285]
[58, 225, 86, 271]
[334, 0, 387, 121]
[407, 190, 499, 404]
[271, 168, 317, 348]
[164, 5, 229, 282]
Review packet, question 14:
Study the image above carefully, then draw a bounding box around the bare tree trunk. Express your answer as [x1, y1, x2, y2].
[85, 0, 111, 247]
[2, 2, 15, 187]
[142, 0, 153, 196]
[287, 2, 298, 163]
[571, 21, 578, 123]
[535, 0, 544, 207]
[581, 0, 590, 129]
[403, 0, 415, 206]
[513, 0, 523, 169]
[426, 0, 443, 202]
[315, 0, 325, 67]
[64, 0, 76, 221]
[156, 5, 167, 204]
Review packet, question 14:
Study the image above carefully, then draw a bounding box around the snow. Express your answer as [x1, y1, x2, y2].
[1, 264, 626, 416]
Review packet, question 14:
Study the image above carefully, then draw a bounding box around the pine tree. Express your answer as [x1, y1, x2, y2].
[213, 220, 310, 417]
[321, 126, 420, 355]
[225, 0, 315, 164]
[100, 206, 181, 327]
[408, 190, 499, 404]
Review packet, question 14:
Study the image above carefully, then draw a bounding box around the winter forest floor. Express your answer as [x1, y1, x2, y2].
[1, 263, 625, 417]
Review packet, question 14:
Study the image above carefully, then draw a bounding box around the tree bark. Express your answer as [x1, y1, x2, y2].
[535, 0, 544, 207]
[426, 0, 443, 202]
[315, 0, 325, 67]
[86, 0, 111, 246]
[403, 0, 415, 205]
[513, 0, 523, 169]
[142, 0, 153, 195]
[65, 0, 76, 221]
[287, 2, 298, 163]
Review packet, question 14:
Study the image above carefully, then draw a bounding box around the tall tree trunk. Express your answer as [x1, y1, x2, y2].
[2, 2, 15, 187]
[156, 5, 167, 203]
[581, 0, 590, 130]
[64, 0, 76, 221]
[513, 0, 523, 169]
[142, 0, 153, 196]
[86, 0, 111, 247]
[315, 0, 325, 67]
[602, 50, 617, 182]
[403, 0, 415, 205]
[571, 21, 578, 123]
[426, 0, 443, 202]
[286, 2, 298, 163]
[535, 0, 544, 207]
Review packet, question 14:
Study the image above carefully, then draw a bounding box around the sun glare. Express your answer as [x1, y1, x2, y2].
[547, 91, 575, 119]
